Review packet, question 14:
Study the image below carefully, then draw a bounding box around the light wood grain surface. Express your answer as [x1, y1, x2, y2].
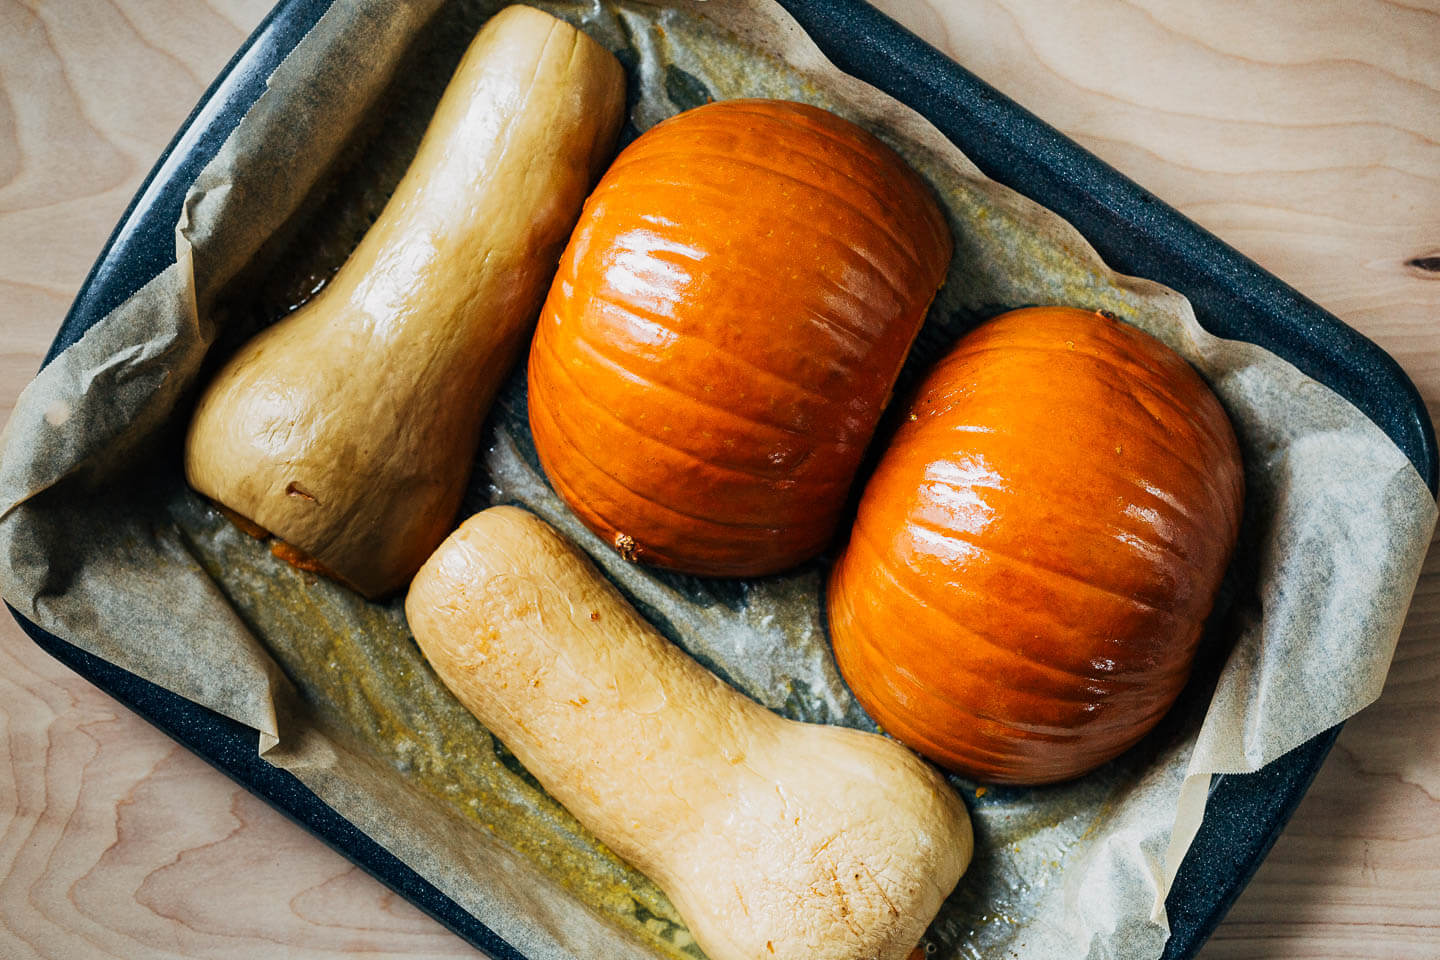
[1, 1, 1436, 957]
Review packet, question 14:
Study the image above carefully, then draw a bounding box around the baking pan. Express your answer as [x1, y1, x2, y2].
[9, 1, 1437, 958]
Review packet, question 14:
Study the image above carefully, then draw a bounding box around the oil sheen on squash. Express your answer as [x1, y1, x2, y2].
[828, 307, 1245, 785]
[528, 98, 953, 577]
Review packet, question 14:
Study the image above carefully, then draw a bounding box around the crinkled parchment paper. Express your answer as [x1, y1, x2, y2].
[1, 1, 1434, 958]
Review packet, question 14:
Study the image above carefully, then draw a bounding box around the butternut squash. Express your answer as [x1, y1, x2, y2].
[828, 307, 1245, 785]
[184, 7, 626, 598]
[527, 98, 952, 576]
[406, 506, 972, 960]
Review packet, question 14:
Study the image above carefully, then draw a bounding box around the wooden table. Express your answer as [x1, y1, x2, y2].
[1, 1, 1436, 956]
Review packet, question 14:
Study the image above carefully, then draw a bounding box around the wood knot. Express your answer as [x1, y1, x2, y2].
[1405, 253, 1440, 277]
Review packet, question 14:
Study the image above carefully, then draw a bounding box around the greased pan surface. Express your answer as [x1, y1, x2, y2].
[10, 2, 1436, 959]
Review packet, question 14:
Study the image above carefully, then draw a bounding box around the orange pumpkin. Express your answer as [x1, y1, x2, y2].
[528, 99, 951, 576]
[828, 307, 1245, 785]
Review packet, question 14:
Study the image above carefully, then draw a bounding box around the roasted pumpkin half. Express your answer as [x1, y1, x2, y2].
[828, 307, 1245, 784]
[527, 98, 952, 576]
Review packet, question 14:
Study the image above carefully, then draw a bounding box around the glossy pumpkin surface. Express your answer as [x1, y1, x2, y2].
[528, 98, 952, 576]
[828, 307, 1245, 784]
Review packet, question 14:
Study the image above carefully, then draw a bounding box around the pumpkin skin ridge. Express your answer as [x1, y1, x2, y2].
[834, 559, 1186, 771]
[528, 368, 800, 534]
[908, 722, 1154, 786]
[535, 327, 850, 489]
[556, 321, 822, 443]
[831, 569, 1168, 782]
[890, 422, 1217, 577]
[593, 143, 935, 294]
[923, 318, 1217, 418]
[545, 460, 834, 576]
[910, 509, 1198, 620]
[884, 514, 1204, 678]
[853, 653, 1128, 751]
[530, 330, 847, 570]
[537, 370, 852, 496]
[570, 150, 941, 335]
[601, 151, 928, 289]
[852, 506, 1197, 680]
[941, 309, 1190, 384]
[899, 513, 1190, 621]
[607, 101, 948, 265]
[850, 625, 1194, 745]
[828, 307, 1242, 784]
[571, 220, 907, 374]
[711, 102, 944, 209]
[538, 320, 852, 492]
[928, 335, 1241, 508]
[839, 524, 1171, 700]
[584, 214, 896, 360]
[791, 303, 881, 359]
[531, 99, 952, 575]
[890, 370, 1232, 600]
[840, 516, 1212, 715]
[870, 521, 1219, 638]
[669, 100, 929, 185]
[915, 348, 1230, 512]
[529, 364, 841, 572]
[535, 389, 844, 529]
[905, 464, 1209, 585]
[836, 591, 1143, 726]
[951, 336, 1185, 398]
[831, 602, 1118, 776]
[585, 168, 918, 334]
[545, 270, 932, 450]
[1071, 376, 1236, 505]
[573, 291, 861, 416]
[942, 443, 1224, 591]
[532, 413, 826, 574]
[595, 174, 923, 310]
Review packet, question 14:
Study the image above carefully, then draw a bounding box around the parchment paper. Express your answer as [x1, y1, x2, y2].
[1, 1, 1434, 958]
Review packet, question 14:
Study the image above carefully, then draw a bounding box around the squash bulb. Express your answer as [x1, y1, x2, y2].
[407, 506, 973, 960]
[184, 7, 626, 598]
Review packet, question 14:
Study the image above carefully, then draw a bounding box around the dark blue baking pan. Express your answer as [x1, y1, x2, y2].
[10, 1, 1437, 958]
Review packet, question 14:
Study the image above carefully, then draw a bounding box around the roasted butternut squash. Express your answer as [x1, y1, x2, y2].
[527, 98, 952, 576]
[184, 7, 626, 598]
[406, 506, 973, 960]
[828, 307, 1245, 784]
